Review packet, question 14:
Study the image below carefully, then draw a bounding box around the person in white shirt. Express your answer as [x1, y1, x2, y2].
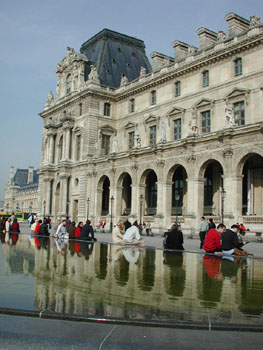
[123, 222, 144, 246]
[55, 219, 68, 239]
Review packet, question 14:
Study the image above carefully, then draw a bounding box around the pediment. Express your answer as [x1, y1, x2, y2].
[124, 122, 136, 129]
[193, 98, 214, 109]
[144, 115, 157, 124]
[225, 87, 250, 100]
[100, 124, 116, 133]
[167, 106, 185, 116]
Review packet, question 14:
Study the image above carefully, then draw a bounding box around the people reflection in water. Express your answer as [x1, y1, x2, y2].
[138, 249, 156, 292]
[80, 241, 94, 260]
[163, 252, 186, 297]
[95, 244, 108, 279]
[122, 247, 140, 263]
[200, 255, 223, 306]
[113, 247, 130, 286]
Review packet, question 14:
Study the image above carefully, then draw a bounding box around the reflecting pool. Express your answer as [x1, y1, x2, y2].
[1, 232, 263, 327]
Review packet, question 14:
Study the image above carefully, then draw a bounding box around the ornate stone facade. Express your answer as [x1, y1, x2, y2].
[39, 14, 263, 233]
[4, 166, 39, 213]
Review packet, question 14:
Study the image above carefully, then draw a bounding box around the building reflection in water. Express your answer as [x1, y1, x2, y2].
[1, 235, 263, 325]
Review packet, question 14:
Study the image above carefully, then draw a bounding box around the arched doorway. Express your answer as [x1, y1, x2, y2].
[242, 154, 263, 216]
[121, 173, 132, 215]
[145, 170, 157, 216]
[171, 166, 187, 216]
[101, 176, 110, 215]
[202, 161, 224, 216]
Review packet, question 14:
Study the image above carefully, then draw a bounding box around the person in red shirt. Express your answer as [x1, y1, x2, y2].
[11, 218, 20, 233]
[75, 222, 83, 239]
[203, 224, 226, 254]
[34, 219, 42, 234]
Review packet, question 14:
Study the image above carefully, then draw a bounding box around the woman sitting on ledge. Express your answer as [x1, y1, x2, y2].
[112, 222, 124, 244]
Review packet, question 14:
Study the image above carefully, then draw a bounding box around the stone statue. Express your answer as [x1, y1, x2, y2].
[225, 103, 235, 128]
[88, 65, 99, 82]
[112, 133, 118, 153]
[189, 111, 198, 134]
[134, 129, 141, 148]
[44, 91, 54, 110]
[93, 141, 98, 158]
[140, 66, 146, 77]
[250, 16, 260, 28]
[160, 120, 167, 143]
[217, 31, 226, 42]
[120, 75, 128, 86]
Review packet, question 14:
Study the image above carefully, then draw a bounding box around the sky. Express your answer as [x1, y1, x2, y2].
[1, 0, 263, 200]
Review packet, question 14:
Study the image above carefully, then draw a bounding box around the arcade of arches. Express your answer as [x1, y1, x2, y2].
[44, 153, 263, 231]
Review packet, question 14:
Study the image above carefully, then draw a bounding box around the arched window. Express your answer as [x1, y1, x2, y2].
[66, 74, 72, 94]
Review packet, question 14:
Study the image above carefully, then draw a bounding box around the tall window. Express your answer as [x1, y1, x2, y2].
[202, 70, 209, 87]
[79, 103, 82, 116]
[234, 101, 245, 126]
[76, 135, 81, 161]
[234, 58, 242, 76]
[175, 81, 181, 97]
[130, 98, 135, 113]
[174, 119, 181, 140]
[66, 74, 72, 94]
[149, 125, 156, 146]
[151, 90, 156, 105]
[104, 103, 111, 116]
[201, 110, 211, 133]
[101, 135, 110, 156]
[128, 131, 134, 150]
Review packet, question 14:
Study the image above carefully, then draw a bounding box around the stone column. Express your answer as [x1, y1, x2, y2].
[49, 134, 55, 164]
[156, 159, 165, 219]
[130, 162, 139, 218]
[60, 175, 68, 216]
[164, 181, 173, 228]
[65, 127, 71, 160]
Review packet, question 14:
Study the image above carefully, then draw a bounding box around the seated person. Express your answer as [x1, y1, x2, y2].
[221, 224, 248, 255]
[68, 221, 76, 239]
[80, 220, 97, 241]
[123, 222, 144, 246]
[163, 225, 184, 250]
[55, 219, 68, 239]
[11, 218, 20, 233]
[112, 222, 124, 244]
[75, 222, 83, 239]
[203, 224, 226, 254]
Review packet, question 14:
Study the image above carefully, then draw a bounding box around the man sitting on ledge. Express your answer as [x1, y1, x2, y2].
[80, 220, 97, 241]
[203, 223, 226, 254]
[123, 221, 144, 246]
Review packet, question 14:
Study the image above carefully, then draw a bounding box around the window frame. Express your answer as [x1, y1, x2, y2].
[173, 118, 182, 140]
[202, 70, 209, 88]
[175, 81, 181, 97]
[201, 110, 211, 134]
[151, 90, 157, 105]
[233, 101, 245, 126]
[149, 125, 157, 146]
[234, 57, 242, 76]
[101, 134, 111, 156]
[129, 98, 135, 113]
[104, 102, 111, 117]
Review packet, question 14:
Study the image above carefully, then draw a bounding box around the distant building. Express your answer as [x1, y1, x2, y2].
[39, 14, 263, 232]
[4, 166, 39, 213]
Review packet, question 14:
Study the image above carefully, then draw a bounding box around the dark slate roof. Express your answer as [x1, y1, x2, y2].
[13, 169, 39, 187]
[80, 29, 152, 88]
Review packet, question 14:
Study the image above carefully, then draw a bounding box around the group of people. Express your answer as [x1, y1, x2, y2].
[200, 217, 249, 256]
[112, 219, 144, 246]
[0, 214, 20, 234]
[55, 218, 97, 241]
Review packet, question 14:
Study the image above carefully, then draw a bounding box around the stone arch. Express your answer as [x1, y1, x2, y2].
[97, 175, 110, 216]
[235, 149, 263, 176]
[167, 164, 188, 217]
[140, 169, 158, 216]
[197, 156, 225, 179]
[117, 172, 132, 216]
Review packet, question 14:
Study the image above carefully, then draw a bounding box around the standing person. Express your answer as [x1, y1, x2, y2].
[39, 219, 49, 236]
[221, 224, 248, 255]
[124, 218, 131, 231]
[203, 224, 226, 254]
[199, 216, 209, 249]
[34, 219, 42, 234]
[68, 221, 76, 239]
[55, 219, 68, 239]
[11, 218, 20, 233]
[75, 222, 83, 239]
[31, 218, 38, 232]
[0, 217, 4, 233]
[5, 217, 12, 234]
[80, 220, 97, 241]
[208, 218, 216, 230]
[66, 216, 71, 232]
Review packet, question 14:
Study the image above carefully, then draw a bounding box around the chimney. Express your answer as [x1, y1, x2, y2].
[172, 41, 189, 62]
[151, 52, 174, 72]
[9, 166, 14, 180]
[197, 28, 217, 50]
[225, 13, 250, 38]
[27, 166, 34, 184]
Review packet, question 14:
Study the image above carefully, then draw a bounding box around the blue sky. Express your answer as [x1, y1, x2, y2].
[1, 0, 263, 200]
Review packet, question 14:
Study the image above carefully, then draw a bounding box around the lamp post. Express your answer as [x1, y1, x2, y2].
[221, 188, 226, 224]
[43, 200, 46, 217]
[110, 196, 114, 232]
[86, 197, 90, 220]
[29, 202, 32, 214]
[139, 194, 144, 225]
[175, 193, 180, 226]
[16, 203, 19, 212]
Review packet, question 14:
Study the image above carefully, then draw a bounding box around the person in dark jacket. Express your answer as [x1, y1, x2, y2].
[124, 219, 131, 231]
[221, 224, 248, 255]
[163, 226, 184, 250]
[68, 221, 76, 239]
[80, 220, 97, 241]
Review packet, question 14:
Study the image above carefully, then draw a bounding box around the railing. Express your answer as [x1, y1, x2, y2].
[145, 208, 157, 216]
[122, 208, 131, 216]
[243, 216, 263, 224]
[101, 210, 109, 216]
[171, 207, 182, 216]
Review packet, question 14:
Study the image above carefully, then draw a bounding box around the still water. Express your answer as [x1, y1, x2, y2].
[0, 232, 263, 327]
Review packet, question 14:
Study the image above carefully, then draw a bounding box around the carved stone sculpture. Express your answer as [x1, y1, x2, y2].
[160, 120, 167, 142]
[134, 129, 141, 148]
[225, 103, 235, 128]
[112, 134, 118, 153]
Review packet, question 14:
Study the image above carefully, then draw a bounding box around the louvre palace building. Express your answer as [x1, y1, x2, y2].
[39, 12, 263, 233]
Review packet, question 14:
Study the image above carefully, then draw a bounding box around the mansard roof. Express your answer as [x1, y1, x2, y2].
[80, 28, 152, 88]
[13, 169, 38, 187]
